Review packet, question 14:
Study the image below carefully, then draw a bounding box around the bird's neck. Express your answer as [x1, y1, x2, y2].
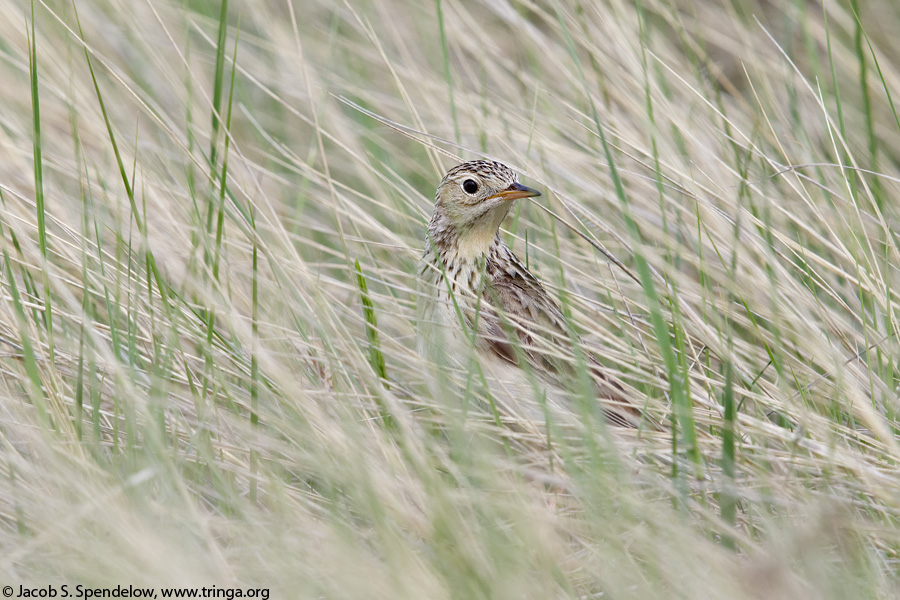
[427, 207, 509, 264]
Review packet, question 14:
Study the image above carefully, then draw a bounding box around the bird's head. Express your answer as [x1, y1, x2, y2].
[432, 160, 541, 260]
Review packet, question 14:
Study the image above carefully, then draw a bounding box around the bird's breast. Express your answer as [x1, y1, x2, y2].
[416, 251, 486, 358]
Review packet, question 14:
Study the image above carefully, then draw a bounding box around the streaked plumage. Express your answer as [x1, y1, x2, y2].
[416, 160, 641, 427]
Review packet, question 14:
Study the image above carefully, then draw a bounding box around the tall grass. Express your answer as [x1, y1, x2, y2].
[0, 0, 899, 596]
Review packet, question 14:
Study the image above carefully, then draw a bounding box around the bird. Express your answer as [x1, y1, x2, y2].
[416, 159, 642, 428]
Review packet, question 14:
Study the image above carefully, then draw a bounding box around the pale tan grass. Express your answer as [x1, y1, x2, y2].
[0, 0, 898, 596]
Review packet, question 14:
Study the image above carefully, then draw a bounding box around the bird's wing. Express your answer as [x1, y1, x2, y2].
[481, 248, 642, 427]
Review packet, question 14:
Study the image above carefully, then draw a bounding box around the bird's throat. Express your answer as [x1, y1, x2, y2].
[453, 204, 511, 262]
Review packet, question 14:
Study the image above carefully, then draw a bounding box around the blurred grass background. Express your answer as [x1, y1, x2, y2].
[1, 0, 900, 597]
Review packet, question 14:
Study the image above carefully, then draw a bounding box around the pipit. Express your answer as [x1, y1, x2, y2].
[416, 160, 641, 427]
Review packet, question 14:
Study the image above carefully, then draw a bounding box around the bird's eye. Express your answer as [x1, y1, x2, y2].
[462, 179, 479, 195]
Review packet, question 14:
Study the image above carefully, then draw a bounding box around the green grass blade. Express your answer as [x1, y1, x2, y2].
[719, 355, 737, 548]
[27, 1, 53, 362]
[209, 0, 229, 175]
[354, 260, 386, 380]
[435, 0, 459, 144]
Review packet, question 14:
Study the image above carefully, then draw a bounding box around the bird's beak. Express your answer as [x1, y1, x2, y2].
[488, 182, 542, 202]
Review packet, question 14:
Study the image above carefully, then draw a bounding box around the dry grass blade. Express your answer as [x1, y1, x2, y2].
[0, 0, 898, 597]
